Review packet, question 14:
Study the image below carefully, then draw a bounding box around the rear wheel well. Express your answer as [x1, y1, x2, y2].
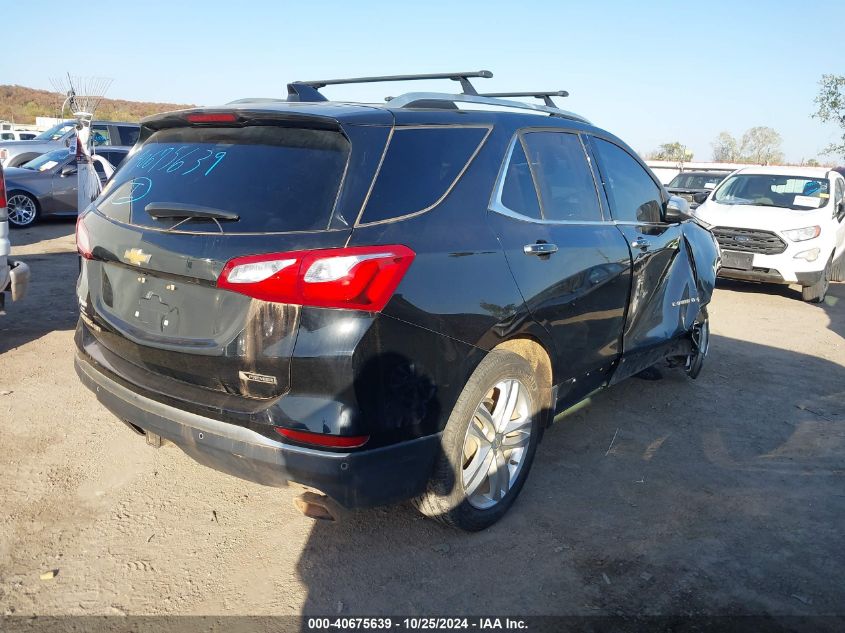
[492, 337, 554, 427]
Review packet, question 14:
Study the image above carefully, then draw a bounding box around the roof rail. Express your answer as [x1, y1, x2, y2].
[290, 70, 493, 97]
[385, 92, 590, 124]
[479, 90, 569, 108]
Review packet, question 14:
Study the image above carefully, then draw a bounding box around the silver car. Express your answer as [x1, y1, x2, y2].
[4, 147, 129, 227]
[0, 163, 30, 313]
[0, 120, 139, 168]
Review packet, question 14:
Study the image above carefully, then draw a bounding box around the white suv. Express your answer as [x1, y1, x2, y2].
[692, 166, 845, 302]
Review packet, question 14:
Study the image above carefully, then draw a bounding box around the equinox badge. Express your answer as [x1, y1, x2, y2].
[123, 248, 151, 266]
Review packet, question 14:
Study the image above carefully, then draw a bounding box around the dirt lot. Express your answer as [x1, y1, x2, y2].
[1, 220, 844, 618]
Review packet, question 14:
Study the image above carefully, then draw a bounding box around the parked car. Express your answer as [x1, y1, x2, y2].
[0, 163, 30, 313]
[693, 166, 845, 302]
[74, 73, 719, 530]
[4, 147, 129, 227]
[0, 130, 38, 141]
[0, 120, 139, 168]
[666, 170, 731, 209]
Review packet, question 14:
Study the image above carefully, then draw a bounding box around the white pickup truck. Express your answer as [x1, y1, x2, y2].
[692, 166, 845, 302]
[0, 163, 30, 313]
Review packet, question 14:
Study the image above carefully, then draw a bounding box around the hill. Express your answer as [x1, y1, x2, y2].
[0, 85, 195, 125]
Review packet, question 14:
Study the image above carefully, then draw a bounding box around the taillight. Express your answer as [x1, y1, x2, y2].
[217, 245, 415, 311]
[76, 216, 93, 259]
[274, 427, 369, 449]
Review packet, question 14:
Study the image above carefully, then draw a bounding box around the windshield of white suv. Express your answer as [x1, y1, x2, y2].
[34, 122, 75, 141]
[713, 174, 831, 210]
[668, 173, 728, 189]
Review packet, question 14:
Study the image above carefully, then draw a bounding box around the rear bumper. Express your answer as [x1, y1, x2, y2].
[75, 352, 441, 509]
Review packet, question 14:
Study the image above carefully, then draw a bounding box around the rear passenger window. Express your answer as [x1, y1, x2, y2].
[592, 138, 663, 223]
[521, 132, 602, 222]
[500, 140, 541, 219]
[361, 127, 488, 224]
[118, 126, 140, 146]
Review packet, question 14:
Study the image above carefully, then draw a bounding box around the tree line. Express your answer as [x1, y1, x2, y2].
[648, 74, 845, 166]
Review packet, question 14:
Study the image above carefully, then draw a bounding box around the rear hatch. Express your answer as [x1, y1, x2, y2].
[77, 108, 390, 407]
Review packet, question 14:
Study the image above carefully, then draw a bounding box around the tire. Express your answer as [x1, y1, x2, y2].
[801, 256, 831, 303]
[685, 312, 710, 379]
[414, 350, 543, 531]
[831, 252, 845, 283]
[6, 191, 40, 228]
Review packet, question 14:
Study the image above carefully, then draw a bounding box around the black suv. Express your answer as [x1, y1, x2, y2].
[74, 71, 719, 531]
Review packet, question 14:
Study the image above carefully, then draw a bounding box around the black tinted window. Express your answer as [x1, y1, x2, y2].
[522, 132, 601, 222]
[118, 126, 140, 146]
[361, 127, 488, 223]
[500, 139, 541, 219]
[593, 138, 662, 223]
[96, 126, 349, 232]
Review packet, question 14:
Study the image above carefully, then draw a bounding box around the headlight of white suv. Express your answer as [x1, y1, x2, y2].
[783, 226, 821, 242]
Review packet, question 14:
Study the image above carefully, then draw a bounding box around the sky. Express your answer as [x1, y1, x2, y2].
[1, 0, 843, 163]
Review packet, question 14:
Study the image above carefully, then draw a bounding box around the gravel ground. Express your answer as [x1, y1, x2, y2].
[0, 221, 843, 618]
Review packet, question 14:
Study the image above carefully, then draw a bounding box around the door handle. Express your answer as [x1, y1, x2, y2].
[631, 238, 651, 250]
[523, 242, 558, 256]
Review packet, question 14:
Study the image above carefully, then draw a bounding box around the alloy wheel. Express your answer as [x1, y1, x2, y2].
[461, 379, 533, 509]
[7, 194, 37, 227]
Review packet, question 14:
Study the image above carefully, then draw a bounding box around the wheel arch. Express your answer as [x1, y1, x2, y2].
[491, 335, 554, 429]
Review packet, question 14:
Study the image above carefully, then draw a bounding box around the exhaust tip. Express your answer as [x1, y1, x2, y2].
[294, 492, 337, 522]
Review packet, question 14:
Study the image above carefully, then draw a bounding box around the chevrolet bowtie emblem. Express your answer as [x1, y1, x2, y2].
[123, 248, 151, 266]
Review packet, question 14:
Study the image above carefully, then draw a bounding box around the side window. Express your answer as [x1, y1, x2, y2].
[521, 132, 602, 222]
[118, 126, 140, 146]
[592, 138, 663, 223]
[91, 125, 111, 146]
[500, 139, 541, 219]
[835, 179, 844, 205]
[361, 127, 488, 224]
[93, 160, 106, 177]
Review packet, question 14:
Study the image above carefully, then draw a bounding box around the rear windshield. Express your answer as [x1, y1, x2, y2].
[713, 174, 831, 210]
[668, 173, 727, 189]
[95, 126, 350, 233]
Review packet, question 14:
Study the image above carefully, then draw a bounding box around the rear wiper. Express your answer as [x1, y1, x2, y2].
[145, 203, 239, 221]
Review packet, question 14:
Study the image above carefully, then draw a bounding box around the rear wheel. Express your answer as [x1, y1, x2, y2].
[801, 257, 831, 303]
[414, 350, 542, 531]
[7, 191, 40, 228]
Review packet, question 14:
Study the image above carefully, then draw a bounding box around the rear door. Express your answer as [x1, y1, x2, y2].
[77, 115, 387, 404]
[589, 136, 700, 380]
[488, 129, 631, 401]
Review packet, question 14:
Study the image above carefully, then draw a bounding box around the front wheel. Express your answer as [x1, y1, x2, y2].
[7, 191, 40, 228]
[685, 314, 710, 379]
[801, 257, 831, 303]
[414, 350, 543, 531]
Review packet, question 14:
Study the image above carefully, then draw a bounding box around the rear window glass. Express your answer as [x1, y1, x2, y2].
[118, 126, 140, 146]
[500, 140, 541, 219]
[95, 126, 350, 233]
[360, 127, 488, 224]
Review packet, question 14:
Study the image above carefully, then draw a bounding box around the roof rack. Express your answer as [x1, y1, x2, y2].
[288, 70, 493, 99]
[479, 90, 569, 108]
[385, 92, 590, 124]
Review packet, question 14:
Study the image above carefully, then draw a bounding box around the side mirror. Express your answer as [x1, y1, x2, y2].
[693, 192, 710, 205]
[60, 165, 77, 177]
[664, 195, 692, 223]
